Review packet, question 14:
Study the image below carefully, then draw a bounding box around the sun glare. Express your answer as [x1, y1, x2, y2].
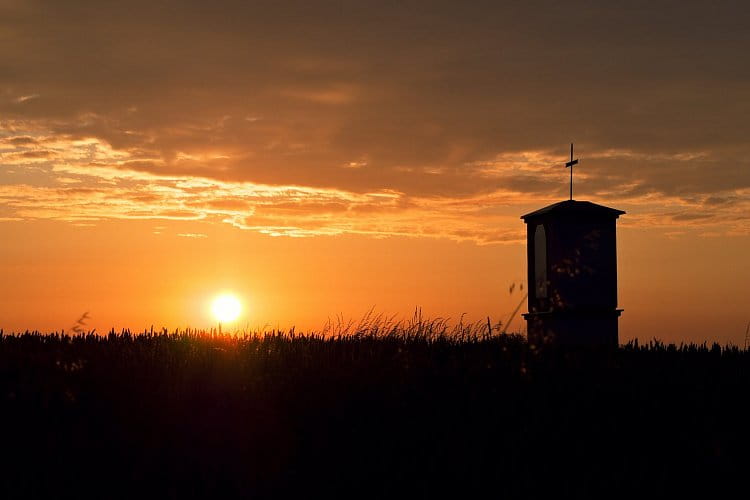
[211, 294, 242, 323]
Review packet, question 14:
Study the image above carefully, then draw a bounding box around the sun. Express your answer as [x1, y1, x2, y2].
[211, 294, 242, 323]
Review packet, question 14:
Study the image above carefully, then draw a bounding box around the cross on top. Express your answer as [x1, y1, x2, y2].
[565, 143, 579, 201]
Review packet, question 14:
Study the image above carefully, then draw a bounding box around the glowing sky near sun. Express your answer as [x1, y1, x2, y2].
[1, 1, 749, 343]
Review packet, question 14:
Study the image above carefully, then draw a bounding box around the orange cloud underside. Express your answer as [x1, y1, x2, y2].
[1, 131, 748, 243]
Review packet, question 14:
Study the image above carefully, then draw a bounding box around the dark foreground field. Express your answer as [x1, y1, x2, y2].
[1, 327, 749, 499]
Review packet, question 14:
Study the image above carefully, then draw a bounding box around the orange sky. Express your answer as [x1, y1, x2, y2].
[1, 1, 749, 343]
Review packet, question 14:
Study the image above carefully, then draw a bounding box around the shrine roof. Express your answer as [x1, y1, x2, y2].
[521, 200, 626, 221]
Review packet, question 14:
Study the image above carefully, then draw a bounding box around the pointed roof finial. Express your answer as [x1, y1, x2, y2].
[565, 143, 579, 201]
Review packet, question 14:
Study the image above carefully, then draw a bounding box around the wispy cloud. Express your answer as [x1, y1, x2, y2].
[13, 95, 39, 104]
[177, 233, 208, 238]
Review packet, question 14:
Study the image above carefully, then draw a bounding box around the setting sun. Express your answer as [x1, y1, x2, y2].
[211, 294, 242, 323]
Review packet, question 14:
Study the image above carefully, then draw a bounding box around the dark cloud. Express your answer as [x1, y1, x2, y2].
[6, 136, 39, 146]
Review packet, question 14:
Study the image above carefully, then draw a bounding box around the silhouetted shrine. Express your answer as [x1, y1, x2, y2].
[521, 146, 625, 346]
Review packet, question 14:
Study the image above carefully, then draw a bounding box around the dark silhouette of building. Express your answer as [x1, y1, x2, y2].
[522, 200, 625, 346]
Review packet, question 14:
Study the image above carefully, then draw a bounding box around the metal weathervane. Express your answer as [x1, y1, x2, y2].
[565, 143, 579, 201]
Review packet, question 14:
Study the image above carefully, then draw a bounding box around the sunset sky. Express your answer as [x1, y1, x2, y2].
[1, 1, 748, 343]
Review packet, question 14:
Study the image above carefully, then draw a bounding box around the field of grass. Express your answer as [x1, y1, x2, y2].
[1, 323, 749, 498]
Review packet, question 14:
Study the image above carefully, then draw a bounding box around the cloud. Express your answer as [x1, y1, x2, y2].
[3, 135, 40, 146]
[14, 95, 39, 104]
[177, 233, 208, 238]
[0, 1, 749, 241]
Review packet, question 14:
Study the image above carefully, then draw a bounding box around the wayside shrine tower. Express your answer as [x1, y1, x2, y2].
[521, 145, 625, 346]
